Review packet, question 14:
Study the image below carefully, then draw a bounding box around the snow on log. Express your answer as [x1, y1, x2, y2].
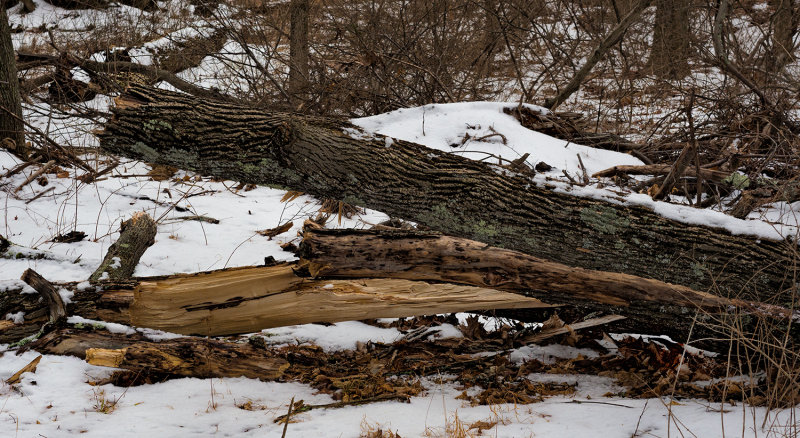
[98, 85, 797, 312]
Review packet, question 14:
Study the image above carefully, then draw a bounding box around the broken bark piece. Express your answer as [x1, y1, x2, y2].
[257, 221, 293, 239]
[5, 355, 42, 384]
[34, 328, 290, 381]
[21, 268, 66, 323]
[89, 212, 156, 283]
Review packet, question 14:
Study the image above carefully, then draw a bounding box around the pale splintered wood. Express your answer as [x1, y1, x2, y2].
[129, 265, 550, 336]
[85, 348, 125, 368]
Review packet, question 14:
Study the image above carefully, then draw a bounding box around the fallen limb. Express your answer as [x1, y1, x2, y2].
[504, 107, 641, 152]
[1, 264, 549, 339]
[89, 212, 157, 283]
[33, 328, 290, 381]
[297, 227, 798, 350]
[98, 85, 797, 311]
[297, 228, 790, 317]
[593, 164, 729, 181]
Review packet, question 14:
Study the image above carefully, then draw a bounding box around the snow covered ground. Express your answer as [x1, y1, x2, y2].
[2, 102, 797, 437]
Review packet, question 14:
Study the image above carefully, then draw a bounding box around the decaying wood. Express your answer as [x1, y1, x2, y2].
[300, 229, 713, 309]
[297, 228, 789, 317]
[5, 355, 42, 385]
[33, 328, 290, 381]
[522, 315, 626, 344]
[89, 212, 156, 283]
[128, 265, 549, 336]
[20, 268, 66, 323]
[1, 264, 549, 339]
[98, 85, 798, 312]
[297, 228, 798, 349]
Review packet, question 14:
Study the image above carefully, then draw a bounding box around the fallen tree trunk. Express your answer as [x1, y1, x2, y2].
[99, 85, 797, 310]
[0, 264, 548, 340]
[298, 228, 798, 349]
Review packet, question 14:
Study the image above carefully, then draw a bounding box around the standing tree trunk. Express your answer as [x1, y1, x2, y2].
[767, 0, 796, 72]
[649, 0, 691, 79]
[289, 0, 309, 108]
[0, 6, 26, 159]
[475, 0, 501, 82]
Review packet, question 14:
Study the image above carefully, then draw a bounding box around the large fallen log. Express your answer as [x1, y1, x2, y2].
[297, 228, 798, 349]
[98, 85, 797, 311]
[0, 264, 548, 340]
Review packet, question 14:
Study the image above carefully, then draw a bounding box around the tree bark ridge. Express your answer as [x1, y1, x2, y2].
[98, 85, 797, 311]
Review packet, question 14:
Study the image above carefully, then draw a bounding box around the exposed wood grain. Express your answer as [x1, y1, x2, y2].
[129, 264, 550, 336]
[98, 85, 798, 312]
[3, 264, 548, 339]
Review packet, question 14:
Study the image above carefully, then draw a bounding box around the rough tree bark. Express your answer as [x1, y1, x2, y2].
[289, 0, 309, 107]
[649, 0, 691, 79]
[298, 228, 797, 350]
[98, 85, 798, 312]
[767, 0, 796, 72]
[32, 328, 291, 381]
[89, 212, 157, 283]
[0, 6, 26, 159]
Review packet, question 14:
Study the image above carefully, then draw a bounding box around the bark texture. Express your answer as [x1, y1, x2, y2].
[33, 328, 291, 381]
[89, 212, 156, 283]
[768, 0, 796, 71]
[298, 228, 798, 350]
[289, 0, 309, 106]
[649, 0, 691, 79]
[98, 85, 798, 312]
[0, 6, 26, 159]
